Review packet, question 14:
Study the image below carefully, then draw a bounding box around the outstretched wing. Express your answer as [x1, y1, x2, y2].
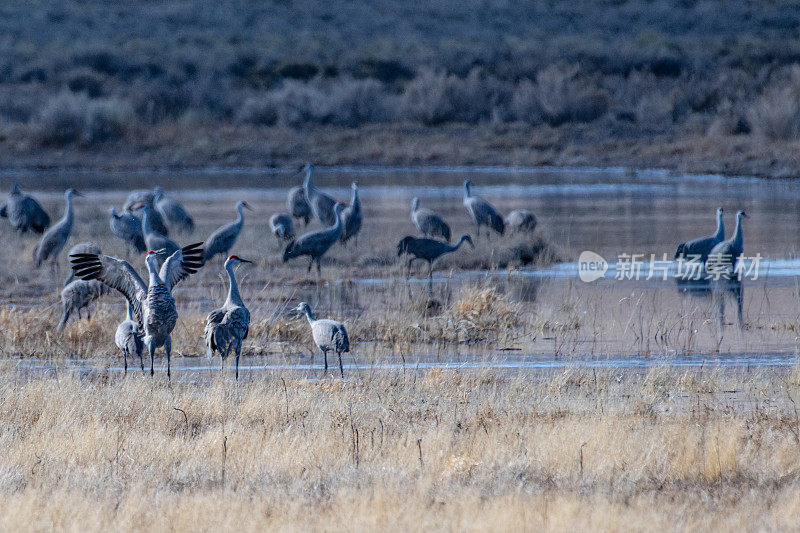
[69, 253, 147, 323]
[160, 242, 204, 290]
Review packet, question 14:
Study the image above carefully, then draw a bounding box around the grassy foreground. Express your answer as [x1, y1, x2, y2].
[0, 366, 798, 531]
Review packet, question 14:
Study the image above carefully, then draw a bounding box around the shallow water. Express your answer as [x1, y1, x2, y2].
[3, 165, 800, 370]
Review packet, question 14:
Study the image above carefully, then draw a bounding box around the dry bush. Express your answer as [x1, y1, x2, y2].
[535, 64, 609, 126]
[748, 66, 800, 140]
[434, 284, 520, 342]
[34, 92, 133, 146]
[400, 68, 509, 125]
[237, 77, 397, 127]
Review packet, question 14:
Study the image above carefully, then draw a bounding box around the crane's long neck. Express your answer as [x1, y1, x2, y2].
[449, 235, 469, 252]
[225, 263, 244, 306]
[714, 211, 724, 241]
[464, 183, 472, 198]
[125, 300, 135, 321]
[412, 198, 419, 213]
[62, 194, 74, 228]
[146, 256, 163, 286]
[303, 307, 315, 324]
[235, 204, 245, 227]
[732, 216, 743, 249]
[141, 207, 153, 235]
[351, 187, 360, 209]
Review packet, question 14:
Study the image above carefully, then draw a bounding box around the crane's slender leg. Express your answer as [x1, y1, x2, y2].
[323, 349, 328, 373]
[337, 350, 344, 378]
[428, 262, 434, 293]
[307, 256, 313, 273]
[165, 336, 172, 381]
[235, 342, 241, 381]
[148, 338, 156, 377]
[138, 349, 144, 373]
[316, 259, 321, 277]
[123, 350, 128, 375]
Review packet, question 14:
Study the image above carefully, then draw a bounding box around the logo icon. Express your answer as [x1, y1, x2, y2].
[578, 251, 608, 282]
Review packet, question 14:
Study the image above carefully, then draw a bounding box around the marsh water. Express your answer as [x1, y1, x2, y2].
[4, 166, 800, 374]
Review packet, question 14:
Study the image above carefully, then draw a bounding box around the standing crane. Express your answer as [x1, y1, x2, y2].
[56, 279, 109, 333]
[133, 203, 179, 269]
[397, 234, 474, 288]
[505, 209, 538, 234]
[303, 163, 337, 226]
[675, 207, 725, 264]
[204, 255, 252, 379]
[63, 242, 102, 286]
[202, 201, 252, 264]
[116, 300, 145, 374]
[706, 210, 748, 274]
[340, 182, 362, 246]
[124, 190, 169, 236]
[283, 203, 345, 275]
[69, 242, 204, 378]
[295, 301, 350, 378]
[0, 183, 50, 233]
[33, 188, 82, 269]
[463, 180, 504, 238]
[411, 197, 451, 242]
[154, 186, 194, 233]
[287, 185, 311, 226]
[109, 207, 147, 255]
[270, 213, 295, 242]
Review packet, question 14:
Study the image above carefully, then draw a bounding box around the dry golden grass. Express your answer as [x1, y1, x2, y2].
[0, 365, 798, 531]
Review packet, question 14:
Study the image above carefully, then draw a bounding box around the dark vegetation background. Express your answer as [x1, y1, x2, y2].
[3, 0, 800, 175]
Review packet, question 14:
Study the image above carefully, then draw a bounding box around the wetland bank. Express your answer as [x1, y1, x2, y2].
[1, 166, 800, 530]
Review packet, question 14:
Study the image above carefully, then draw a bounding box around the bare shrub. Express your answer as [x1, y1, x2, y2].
[748, 66, 800, 140]
[237, 77, 396, 127]
[400, 68, 509, 125]
[635, 90, 676, 125]
[510, 80, 545, 125]
[34, 92, 132, 146]
[536, 64, 609, 126]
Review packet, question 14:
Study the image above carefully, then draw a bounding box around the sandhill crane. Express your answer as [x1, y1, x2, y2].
[675, 207, 725, 264]
[125, 190, 169, 237]
[397, 234, 474, 287]
[123, 189, 154, 211]
[340, 182, 362, 246]
[0, 183, 50, 233]
[63, 242, 102, 286]
[283, 203, 345, 275]
[69, 242, 204, 378]
[270, 213, 295, 242]
[287, 185, 311, 226]
[505, 209, 538, 234]
[296, 301, 350, 378]
[109, 207, 147, 255]
[134, 203, 179, 269]
[33, 189, 82, 269]
[706, 210, 747, 274]
[303, 163, 337, 226]
[154, 186, 194, 233]
[116, 300, 144, 374]
[411, 197, 451, 242]
[203, 201, 252, 264]
[204, 255, 252, 379]
[463, 180, 504, 238]
[56, 279, 109, 333]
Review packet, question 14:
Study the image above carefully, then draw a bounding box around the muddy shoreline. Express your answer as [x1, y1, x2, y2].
[2, 123, 800, 179]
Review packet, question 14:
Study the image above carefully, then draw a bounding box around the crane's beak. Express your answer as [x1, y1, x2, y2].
[74, 190, 84, 197]
[242, 202, 254, 212]
[238, 258, 253, 264]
